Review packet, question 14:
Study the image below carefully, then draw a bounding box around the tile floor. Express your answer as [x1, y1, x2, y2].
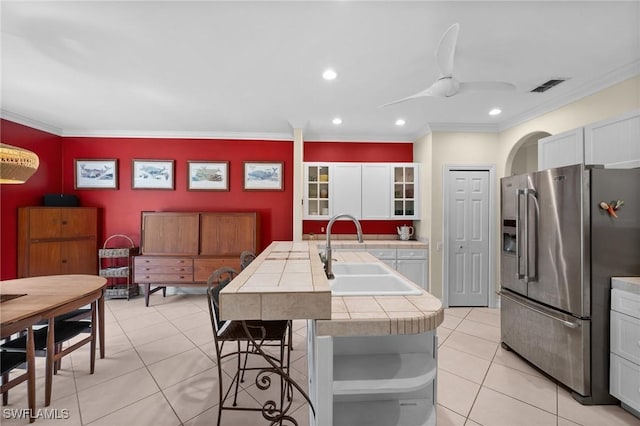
[3, 294, 640, 426]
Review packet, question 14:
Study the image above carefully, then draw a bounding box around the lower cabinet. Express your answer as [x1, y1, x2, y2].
[308, 322, 437, 426]
[368, 248, 429, 291]
[610, 287, 640, 417]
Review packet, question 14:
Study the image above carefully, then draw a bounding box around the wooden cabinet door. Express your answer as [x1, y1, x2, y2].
[61, 239, 97, 274]
[60, 208, 97, 238]
[27, 209, 63, 239]
[200, 213, 256, 256]
[141, 212, 199, 255]
[28, 241, 63, 276]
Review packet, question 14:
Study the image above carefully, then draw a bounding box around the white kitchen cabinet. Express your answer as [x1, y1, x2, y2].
[396, 249, 429, 291]
[304, 163, 420, 220]
[304, 163, 331, 219]
[362, 163, 391, 219]
[610, 284, 640, 418]
[392, 164, 420, 219]
[537, 128, 584, 171]
[585, 110, 640, 169]
[308, 323, 437, 426]
[332, 163, 363, 218]
[367, 248, 397, 269]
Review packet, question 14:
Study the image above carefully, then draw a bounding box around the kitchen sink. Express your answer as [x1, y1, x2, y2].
[330, 274, 422, 296]
[331, 263, 391, 275]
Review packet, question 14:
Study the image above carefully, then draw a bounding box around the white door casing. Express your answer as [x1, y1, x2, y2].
[443, 166, 496, 308]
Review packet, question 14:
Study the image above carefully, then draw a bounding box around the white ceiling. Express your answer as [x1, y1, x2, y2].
[1, 1, 639, 141]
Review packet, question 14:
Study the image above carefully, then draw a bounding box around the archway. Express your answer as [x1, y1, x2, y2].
[505, 131, 550, 176]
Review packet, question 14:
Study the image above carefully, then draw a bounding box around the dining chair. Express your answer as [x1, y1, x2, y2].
[1, 326, 36, 423]
[1, 302, 97, 406]
[206, 267, 292, 426]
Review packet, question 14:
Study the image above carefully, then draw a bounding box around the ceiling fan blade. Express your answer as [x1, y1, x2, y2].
[458, 81, 516, 93]
[380, 78, 458, 107]
[435, 23, 459, 78]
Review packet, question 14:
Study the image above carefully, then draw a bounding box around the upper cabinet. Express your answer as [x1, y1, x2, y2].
[303, 162, 420, 220]
[537, 128, 584, 171]
[584, 110, 640, 169]
[538, 110, 640, 171]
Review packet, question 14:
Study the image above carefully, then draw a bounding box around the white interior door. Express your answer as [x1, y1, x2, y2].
[447, 170, 490, 306]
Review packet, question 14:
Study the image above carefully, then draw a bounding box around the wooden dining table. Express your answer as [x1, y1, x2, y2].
[0, 274, 107, 410]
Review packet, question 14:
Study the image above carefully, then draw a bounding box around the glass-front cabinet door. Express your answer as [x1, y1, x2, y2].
[304, 164, 330, 218]
[392, 164, 419, 219]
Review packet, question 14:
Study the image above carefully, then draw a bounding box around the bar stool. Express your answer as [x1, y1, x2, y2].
[206, 267, 292, 426]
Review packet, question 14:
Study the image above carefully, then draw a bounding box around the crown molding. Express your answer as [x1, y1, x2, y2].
[59, 129, 294, 141]
[302, 132, 415, 143]
[427, 122, 500, 133]
[498, 60, 640, 132]
[0, 110, 63, 136]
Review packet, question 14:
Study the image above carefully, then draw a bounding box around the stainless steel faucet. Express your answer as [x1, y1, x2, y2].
[325, 213, 364, 279]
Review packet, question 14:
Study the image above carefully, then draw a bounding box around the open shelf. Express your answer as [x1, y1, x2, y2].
[333, 353, 436, 395]
[333, 398, 436, 426]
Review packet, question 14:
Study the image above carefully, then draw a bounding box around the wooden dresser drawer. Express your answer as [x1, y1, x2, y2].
[134, 273, 193, 283]
[135, 257, 193, 267]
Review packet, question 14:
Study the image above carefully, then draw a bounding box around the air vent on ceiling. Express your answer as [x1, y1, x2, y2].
[530, 79, 567, 93]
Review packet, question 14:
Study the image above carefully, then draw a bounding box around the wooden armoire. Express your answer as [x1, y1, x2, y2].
[17, 207, 98, 277]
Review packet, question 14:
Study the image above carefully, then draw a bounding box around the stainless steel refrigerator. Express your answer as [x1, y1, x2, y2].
[500, 164, 640, 404]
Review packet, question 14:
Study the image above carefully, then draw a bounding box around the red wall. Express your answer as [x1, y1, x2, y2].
[1, 119, 63, 279]
[1, 121, 416, 279]
[303, 141, 414, 235]
[61, 137, 294, 252]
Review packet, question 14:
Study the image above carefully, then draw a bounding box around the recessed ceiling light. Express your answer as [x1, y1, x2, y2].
[332, 117, 342, 125]
[489, 108, 502, 116]
[395, 119, 406, 126]
[323, 69, 337, 80]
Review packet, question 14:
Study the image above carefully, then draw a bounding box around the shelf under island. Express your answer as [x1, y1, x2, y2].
[219, 241, 444, 426]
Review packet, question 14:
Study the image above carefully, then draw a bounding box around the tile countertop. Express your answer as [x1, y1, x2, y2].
[611, 277, 640, 295]
[315, 239, 429, 250]
[219, 241, 443, 338]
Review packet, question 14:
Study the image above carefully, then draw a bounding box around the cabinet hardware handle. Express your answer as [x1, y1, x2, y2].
[61, 260, 67, 263]
[61, 221, 67, 225]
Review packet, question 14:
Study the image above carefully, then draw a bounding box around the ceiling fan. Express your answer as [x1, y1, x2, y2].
[381, 23, 516, 106]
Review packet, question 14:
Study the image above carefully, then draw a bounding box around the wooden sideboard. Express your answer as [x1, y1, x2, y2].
[17, 207, 98, 278]
[133, 211, 259, 306]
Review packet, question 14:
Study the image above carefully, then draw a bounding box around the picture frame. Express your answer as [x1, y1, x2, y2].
[243, 161, 284, 191]
[187, 161, 229, 191]
[74, 159, 118, 189]
[132, 159, 174, 190]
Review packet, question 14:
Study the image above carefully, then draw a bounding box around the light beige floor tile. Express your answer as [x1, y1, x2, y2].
[437, 326, 453, 346]
[181, 388, 276, 426]
[155, 300, 206, 321]
[466, 309, 501, 327]
[557, 387, 640, 426]
[483, 362, 557, 413]
[77, 367, 159, 424]
[441, 330, 499, 361]
[439, 314, 464, 330]
[182, 323, 215, 347]
[437, 404, 466, 426]
[558, 417, 582, 426]
[438, 346, 491, 384]
[73, 348, 144, 391]
[243, 363, 308, 415]
[437, 369, 481, 417]
[465, 420, 483, 426]
[136, 332, 196, 365]
[444, 307, 472, 318]
[169, 310, 211, 333]
[125, 321, 182, 348]
[147, 347, 216, 389]
[162, 368, 224, 422]
[85, 392, 180, 426]
[492, 345, 545, 378]
[117, 311, 170, 333]
[456, 318, 501, 342]
[469, 387, 557, 426]
[1, 386, 81, 426]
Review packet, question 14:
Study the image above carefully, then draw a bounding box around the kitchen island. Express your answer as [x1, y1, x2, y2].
[219, 241, 444, 426]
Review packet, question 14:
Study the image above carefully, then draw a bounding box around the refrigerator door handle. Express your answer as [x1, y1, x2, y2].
[525, 188, 538, 282]
[499, 291, 580, 329]
[515, 189, 525, 280]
